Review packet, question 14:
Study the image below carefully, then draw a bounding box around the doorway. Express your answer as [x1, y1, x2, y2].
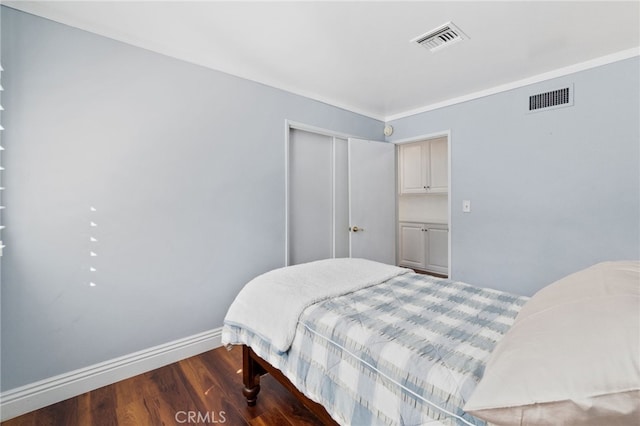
[394, 132, 451, 277]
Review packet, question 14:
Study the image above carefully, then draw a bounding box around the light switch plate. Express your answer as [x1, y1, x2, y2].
[462, 200, 471, 213]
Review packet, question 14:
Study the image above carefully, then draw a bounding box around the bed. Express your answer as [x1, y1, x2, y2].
[222, 258, 640, 426]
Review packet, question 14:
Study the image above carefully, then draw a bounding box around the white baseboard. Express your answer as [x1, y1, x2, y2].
[0, 327, 223, 422]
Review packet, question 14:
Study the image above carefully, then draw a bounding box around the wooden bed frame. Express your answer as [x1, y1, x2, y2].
[241, 345, 339, 425]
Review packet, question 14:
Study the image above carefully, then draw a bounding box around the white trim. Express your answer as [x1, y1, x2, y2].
[331, 136, 337, 258]
[392, 130, 450, 146]
[270, 88, 385, 122]
[284, 120, 291, 266]
[385, 48, 640, 122]
[347, 138, 354, 258]
[286, 120, 358, 141]
[0, 327, 223, 422]
[447, 131, 452, 279]
[393, 130, 452, 279]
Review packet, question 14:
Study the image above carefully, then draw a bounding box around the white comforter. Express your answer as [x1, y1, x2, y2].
[222, 258, 411, 353]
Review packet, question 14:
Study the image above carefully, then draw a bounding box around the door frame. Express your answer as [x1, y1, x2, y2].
[284, 120, 357, 266]
[392, 130, 452, 278]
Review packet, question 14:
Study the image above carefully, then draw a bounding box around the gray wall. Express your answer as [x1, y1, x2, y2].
[0, 7, 383, 390]
[3, 4, 639, 392]
[389, 57, 640, 296]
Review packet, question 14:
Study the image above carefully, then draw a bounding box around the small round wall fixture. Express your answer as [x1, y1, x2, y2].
[383, 125, 394, 136]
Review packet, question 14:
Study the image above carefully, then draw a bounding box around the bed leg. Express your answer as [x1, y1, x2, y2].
[242, 345, 262, 407]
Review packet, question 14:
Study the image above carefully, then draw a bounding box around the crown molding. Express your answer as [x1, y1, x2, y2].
[385, 47, 640, 122]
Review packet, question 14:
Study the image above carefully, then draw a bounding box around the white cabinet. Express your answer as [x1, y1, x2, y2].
[399, 138, 448, 194]
[398, 222, 448, 275]
[398, 223, 425, 269]
[425, 226, 448, 274]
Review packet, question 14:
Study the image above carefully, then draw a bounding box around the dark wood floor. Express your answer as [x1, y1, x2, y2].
[2, 346, 325, 426]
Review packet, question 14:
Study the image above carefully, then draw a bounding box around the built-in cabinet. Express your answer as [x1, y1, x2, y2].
[398, 222, 448, 275]
[397, 136, 449, 276]
[399, 137, 448, 194]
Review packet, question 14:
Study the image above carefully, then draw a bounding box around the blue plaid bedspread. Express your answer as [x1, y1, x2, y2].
[224, 272, 528, 425]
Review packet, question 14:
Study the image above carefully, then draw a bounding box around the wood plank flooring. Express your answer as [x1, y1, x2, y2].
[2, 346, 325, 426]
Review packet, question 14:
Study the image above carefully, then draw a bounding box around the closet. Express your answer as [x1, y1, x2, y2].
[286, 125, 396, 266]
[397, 136, 449, 276]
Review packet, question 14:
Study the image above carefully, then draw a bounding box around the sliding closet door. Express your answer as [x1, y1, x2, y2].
[288, 129, 333, 265]
[287, 129, 350, 265]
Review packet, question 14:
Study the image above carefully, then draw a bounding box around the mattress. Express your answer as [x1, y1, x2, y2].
[224, 272, 528, 425]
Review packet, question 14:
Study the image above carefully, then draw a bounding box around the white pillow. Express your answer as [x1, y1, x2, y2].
[464, 261, 640, 426]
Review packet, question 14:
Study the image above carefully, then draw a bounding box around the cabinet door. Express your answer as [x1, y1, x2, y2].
[399, 143, 426, 193]
[398, 223, 426, 269]
[428, 138, 448, 193]
[425, 226, 448, 274]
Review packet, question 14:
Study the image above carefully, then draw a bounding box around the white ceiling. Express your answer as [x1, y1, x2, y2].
[5, 1, 639, 120]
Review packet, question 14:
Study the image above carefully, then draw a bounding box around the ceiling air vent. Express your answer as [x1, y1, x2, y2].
[412, 22, 467, 52]
[528, 85, 574, 113]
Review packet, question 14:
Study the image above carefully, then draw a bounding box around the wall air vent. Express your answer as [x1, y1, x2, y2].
[528, 85, 574, 113]
[411, 22, 467, 52]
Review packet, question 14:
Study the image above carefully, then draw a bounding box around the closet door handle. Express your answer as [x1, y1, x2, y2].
[350, 226, 364, 232]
